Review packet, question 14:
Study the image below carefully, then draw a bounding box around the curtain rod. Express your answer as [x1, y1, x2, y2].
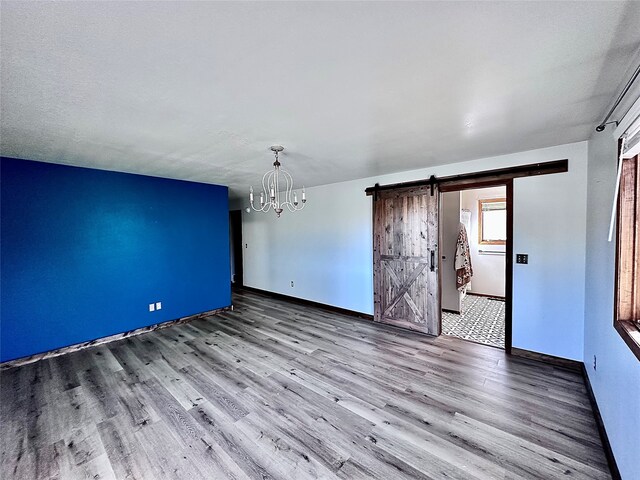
[596, 63, 640, 132]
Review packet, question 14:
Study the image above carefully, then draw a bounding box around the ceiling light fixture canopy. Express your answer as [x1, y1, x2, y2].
[249, 145, 306, 218]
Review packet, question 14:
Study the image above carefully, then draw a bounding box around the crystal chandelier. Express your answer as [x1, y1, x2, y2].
[249, 145, 306, 217]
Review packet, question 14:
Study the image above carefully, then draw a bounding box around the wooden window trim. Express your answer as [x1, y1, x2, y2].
[478, 198, 507, 246]
[614, 153, 640, 361]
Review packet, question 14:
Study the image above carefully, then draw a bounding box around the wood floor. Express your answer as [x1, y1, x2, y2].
[1, 290, 610, 479]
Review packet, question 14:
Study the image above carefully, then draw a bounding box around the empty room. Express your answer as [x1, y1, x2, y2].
[1, 1, 639, 479]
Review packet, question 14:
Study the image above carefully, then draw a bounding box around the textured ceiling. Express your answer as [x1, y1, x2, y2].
[1, 1, 640, 199]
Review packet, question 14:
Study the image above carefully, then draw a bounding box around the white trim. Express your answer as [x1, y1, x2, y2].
[608, 136, 626, 243]
[624, 142, 640, 159]
[614, 89, 640, 139]
[621, 114, 640, 159]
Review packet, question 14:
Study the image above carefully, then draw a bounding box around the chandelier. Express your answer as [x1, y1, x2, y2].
[249, 145, 306, 217]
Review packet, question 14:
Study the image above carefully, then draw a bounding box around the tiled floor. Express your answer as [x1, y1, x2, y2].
[442, 294, 505, 348]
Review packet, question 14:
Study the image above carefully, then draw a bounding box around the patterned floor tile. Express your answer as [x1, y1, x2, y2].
[442, 295, 505, 348]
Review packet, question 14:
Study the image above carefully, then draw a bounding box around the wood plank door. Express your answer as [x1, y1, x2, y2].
[373, 185, 440, 335]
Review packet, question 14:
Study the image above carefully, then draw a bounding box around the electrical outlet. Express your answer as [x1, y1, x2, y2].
[156, 302, 162, 310]
[593, 355, 597, 371]
[291, 281, 294, 287]
[149, 303, 155, 312]
[516, 254, 529, 264]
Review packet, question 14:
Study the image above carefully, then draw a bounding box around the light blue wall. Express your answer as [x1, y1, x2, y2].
[511, 149, 588, 361]
[241, 141, 589, 361]
[584, 128, 640, 479]
[1, 158, 231, 362]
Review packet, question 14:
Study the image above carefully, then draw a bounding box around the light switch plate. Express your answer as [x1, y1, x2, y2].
[156, 302, 162, 310]
[149, 303, 155, 312]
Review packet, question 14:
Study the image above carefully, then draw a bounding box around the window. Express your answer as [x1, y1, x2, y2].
[615, 153, 640, 360]
[478, 198, 506, 245]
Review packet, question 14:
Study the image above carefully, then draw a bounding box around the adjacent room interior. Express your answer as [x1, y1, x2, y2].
[441, 186, 508, 349]
[1, 2, 639, 480]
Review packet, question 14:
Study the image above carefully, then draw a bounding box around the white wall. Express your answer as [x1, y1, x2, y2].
[241, 141, 588, 361]
[242, 180, 375, 313]
[441, 191, 462, 312]
[584, 126, 640, 480]
[460, 186, 506, 297]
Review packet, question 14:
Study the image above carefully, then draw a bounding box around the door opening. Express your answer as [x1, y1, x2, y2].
[229, 210, 244, 290]
[440, 185, 511, 350]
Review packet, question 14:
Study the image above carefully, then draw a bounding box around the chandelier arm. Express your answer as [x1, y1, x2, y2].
[290, 174, 305, 211]
[288, 175, 302, 211]
[257, 169, 273, 212]
[276, 167, 291, 211]
[287, 194, 306, 211]
[250, 185, 265, 212]
[281, 169, 300, 212]
[284, 168, 293, 209]
[292, 187, 306, 211]
[250, 199, 271, 213]
[262, 169, 270, 198]
[251, 203, 270, 213]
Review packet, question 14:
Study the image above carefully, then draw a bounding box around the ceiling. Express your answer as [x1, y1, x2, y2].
[1, 1, 640, 199]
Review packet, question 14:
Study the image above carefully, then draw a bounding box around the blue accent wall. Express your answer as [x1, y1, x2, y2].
[1, 157, 231, 362]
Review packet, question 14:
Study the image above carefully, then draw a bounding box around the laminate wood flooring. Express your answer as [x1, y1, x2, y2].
[0, 290, 611, 479]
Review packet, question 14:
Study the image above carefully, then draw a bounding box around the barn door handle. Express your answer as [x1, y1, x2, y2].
[430, 250, 435, 271]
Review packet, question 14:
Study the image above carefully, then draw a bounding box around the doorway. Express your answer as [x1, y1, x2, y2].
[229, 210, 243, 289]
[440, 185, 510, 349]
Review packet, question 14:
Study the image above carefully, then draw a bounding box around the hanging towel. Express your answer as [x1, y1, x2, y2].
[455, 223, 473, 291]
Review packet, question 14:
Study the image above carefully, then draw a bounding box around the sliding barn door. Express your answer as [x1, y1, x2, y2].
[373, 185, 440, 335]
